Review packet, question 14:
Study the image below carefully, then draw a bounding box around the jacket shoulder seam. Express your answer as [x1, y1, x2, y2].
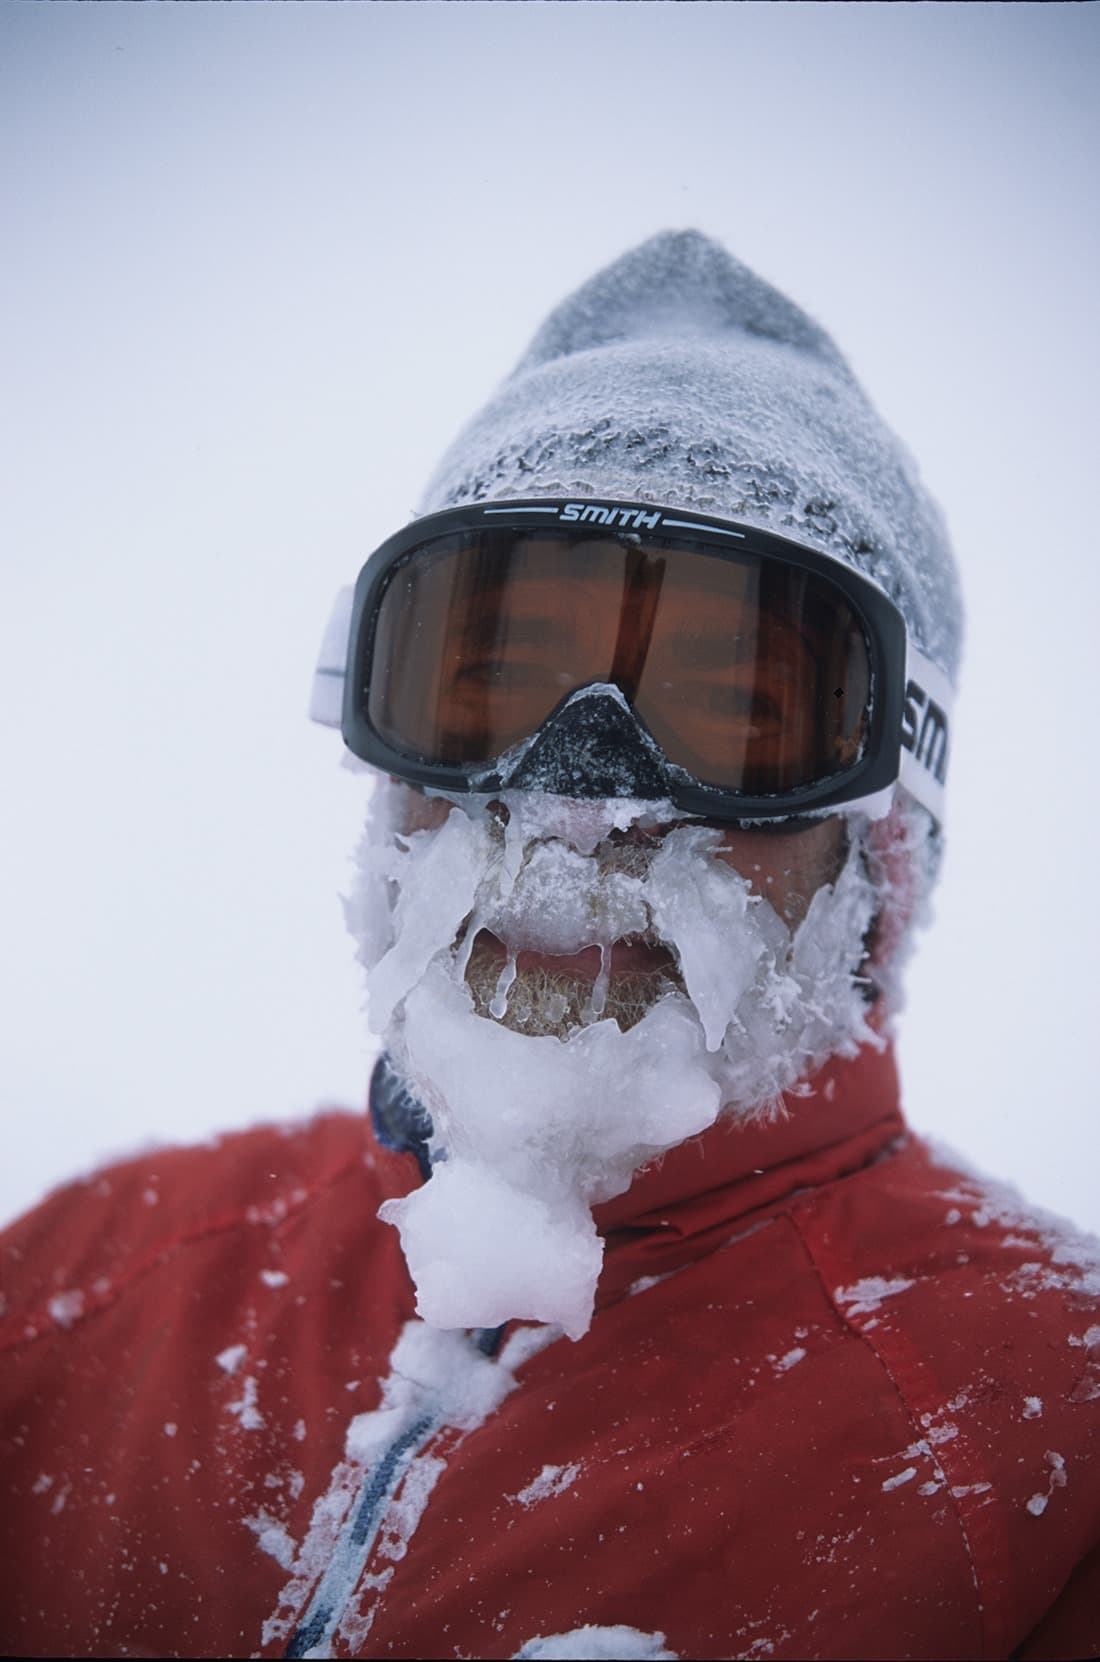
[0, 1149, 367, 1355]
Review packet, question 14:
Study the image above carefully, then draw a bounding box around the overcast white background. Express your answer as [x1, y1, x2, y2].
[2, 3, 1097, 1233]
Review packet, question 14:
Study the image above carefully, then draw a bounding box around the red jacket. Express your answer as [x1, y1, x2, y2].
[2, 1043, 1098, 1661]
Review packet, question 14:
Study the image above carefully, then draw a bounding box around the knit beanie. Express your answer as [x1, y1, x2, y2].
[418, 230, 963, 686]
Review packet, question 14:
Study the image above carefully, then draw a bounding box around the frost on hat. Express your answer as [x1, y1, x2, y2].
[419, 230, 963, 683]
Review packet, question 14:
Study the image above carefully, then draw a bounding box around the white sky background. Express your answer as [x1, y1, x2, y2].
[2, 3, 1097, 1233]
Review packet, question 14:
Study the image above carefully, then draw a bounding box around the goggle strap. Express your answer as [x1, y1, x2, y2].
[899, 643, 954, 827]
[308, 585, 354, 727]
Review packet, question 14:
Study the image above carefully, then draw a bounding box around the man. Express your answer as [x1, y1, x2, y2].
[2, 232, 1097, 1660]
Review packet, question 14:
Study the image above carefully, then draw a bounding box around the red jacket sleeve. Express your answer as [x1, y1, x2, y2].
[1015, 1537, 1100, 1661]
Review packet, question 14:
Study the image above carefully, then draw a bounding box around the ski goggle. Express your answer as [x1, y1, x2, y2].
[311, 499, 952, 826]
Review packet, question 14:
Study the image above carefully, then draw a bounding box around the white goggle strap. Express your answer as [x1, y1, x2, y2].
[308, 585, 355, 728]
[898, 642, 954, 828]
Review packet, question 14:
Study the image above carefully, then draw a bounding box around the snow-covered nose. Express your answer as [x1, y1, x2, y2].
[502, 683, 672, 799]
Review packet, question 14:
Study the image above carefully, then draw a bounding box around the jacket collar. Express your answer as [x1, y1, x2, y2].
[590, 1038, 904, 1307]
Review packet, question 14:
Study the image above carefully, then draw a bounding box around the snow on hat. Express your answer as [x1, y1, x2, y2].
[418, 230, 963, 684]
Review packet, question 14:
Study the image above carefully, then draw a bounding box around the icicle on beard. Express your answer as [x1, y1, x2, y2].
[343, 779, 884, 1341]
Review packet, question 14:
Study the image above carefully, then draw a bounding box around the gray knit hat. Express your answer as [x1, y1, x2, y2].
[418, 230, 963, 684]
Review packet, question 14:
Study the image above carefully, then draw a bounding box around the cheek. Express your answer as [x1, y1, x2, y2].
[711, 819, 849, 925]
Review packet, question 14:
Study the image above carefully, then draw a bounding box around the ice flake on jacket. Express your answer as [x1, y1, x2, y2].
[216, 1341, 247, 1375]
[831, 1273, 916, 1318]
[511, 1461, 583, 1509]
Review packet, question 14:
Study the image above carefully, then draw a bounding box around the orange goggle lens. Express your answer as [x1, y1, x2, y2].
[367, 529, 872, 796]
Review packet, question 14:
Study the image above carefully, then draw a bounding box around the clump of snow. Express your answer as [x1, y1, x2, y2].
[772, 1347, 806, 1373]
[228, 1375, 263, 1431]
[245, 1510, 297, 1571]
[918, 1411, 959, 1448]
[350, 779, 887, 1338]
[1026, 1449, 1067, 1518]
[512, 1461, 582, 1508]
[215, 1343, 247, 1376]
[515, 1628, 678, 1660]
[163, 1422, 177, 1438]
[833, 1275, 915, 1318]
[345, 1322, 522, 1468]
[259, 1269, 289, 1289]
[46, 1289, 84, 1329]
[1022, 1397, 1043, 1420]
[264, 1467, 302, 1498]
[882, 1466, 916, 1492]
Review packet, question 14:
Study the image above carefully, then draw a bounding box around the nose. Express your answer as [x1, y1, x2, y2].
[501, 683, 673, 799]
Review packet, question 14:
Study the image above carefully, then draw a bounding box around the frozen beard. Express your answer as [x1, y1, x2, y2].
[345, 782, 882, 1341]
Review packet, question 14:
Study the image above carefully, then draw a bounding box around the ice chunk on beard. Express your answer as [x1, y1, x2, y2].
[710, 837, 882, 1112]
[482, 840, 649, 958]
[472, 839, 652, 1023]
[644, 825, 789, 1052]
[359, 787, 675, 1035]
[381, 963, 722, 1339]
[349, 785, 882, 1339]
[351, 806, 494, 1035]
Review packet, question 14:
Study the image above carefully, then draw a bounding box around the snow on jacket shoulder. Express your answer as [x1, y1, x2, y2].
[1, 1045, 1098, 1662]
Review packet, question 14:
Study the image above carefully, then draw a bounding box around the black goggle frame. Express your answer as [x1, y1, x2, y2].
[321, 498, 947, 826]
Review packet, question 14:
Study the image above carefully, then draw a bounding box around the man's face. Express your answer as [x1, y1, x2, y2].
[394, 781, 849, 1039]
